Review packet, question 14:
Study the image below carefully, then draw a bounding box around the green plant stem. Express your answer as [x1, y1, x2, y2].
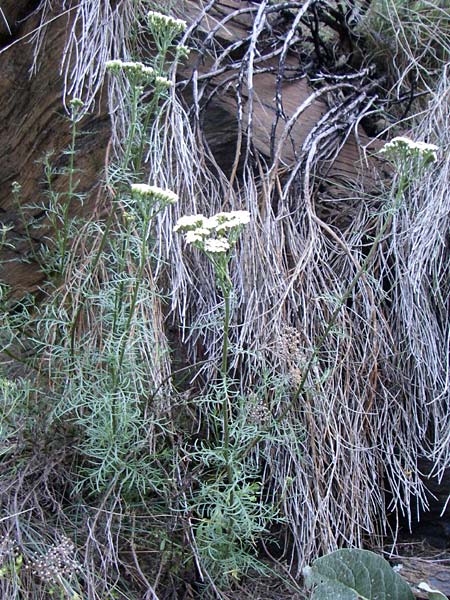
[61, 113, 78, 270]
[111, 221, 132, 336]
[136, 94, 161, 171]
[112, 202, 161, 397]
[122, 77, 141, 172]
[219, 279, 233, 487]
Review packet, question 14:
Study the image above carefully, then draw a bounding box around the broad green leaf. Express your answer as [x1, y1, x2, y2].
[303, 549, 415, 600]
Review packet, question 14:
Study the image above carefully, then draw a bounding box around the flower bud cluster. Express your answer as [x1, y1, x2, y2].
[176, 45, 191, 60]
[105, 59, 155, 81]
[69, 98, 84, 110]
[174, 210, 250, 254]
[147, 11, 187, 35]
[131, 184, 178, 204]
[247, 394, 271, 426]
[26, 536, 81, 583]
[154, 75, 173, 90]
[0, 535, 20, 566]
[380, 136, 439, 163]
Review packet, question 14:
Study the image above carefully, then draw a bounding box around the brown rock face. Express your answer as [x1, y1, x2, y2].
[1, 1, 380, 295]
[0, 0, 29, 38]
[0, 3, 110, 294]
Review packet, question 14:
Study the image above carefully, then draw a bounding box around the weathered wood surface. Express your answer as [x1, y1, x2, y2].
[0, 0, 380, 293]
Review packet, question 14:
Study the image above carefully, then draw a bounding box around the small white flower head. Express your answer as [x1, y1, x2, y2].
[176, 45, 191, 60]
[105, 59, 123, 73]
[204, 238, 230, 253]
[380, 136, 439, 164]
[185, 230, 205, 244]
[413, 141, 439, 161]
[154, 76, 173, 90]
[192, 228, 211, 237]
[141, 65, 156, 79]
[105, 59, 155, 82]
[11, 181, 21, 195]
[131, 184, 178, 204]
[147, 11, 187, 35]
[214, 210, 251, 232]
[203, 216, 219, 230]
[173, 214, 207, 232]
[175, 210, 250, 255]
[68, 97, 84, 121]
[216, 210, 250, 225]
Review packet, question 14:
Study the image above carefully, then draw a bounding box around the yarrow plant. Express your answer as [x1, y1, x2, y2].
[147, 11, 187, 34]
[105, 11, 189, 172]
[1, 7, 201, 600]
[146, 10, 187, 74]
[174, 210, 250, 252]
[173, 210, 283, 583]
[379, 136, 439, 166]
[378, 135, 440, 211]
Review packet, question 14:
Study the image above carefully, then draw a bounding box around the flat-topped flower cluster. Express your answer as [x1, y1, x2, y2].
[131, 184, 178, 205]
[154, 75, 172, 89]
[174, 210, 250, 253]
[147, 11, 187, 35]
[105, 59, 155, 81]
[380, 136, 439, 163]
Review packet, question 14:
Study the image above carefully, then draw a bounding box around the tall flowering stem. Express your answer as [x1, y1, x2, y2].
[147, 11, 187, 75]
[60, 98, 84, 272]
[174, 210, 250, 481]
[215, 255, 233, 480]
[105, 60, 156, 172]
[111, 184, 178, 393]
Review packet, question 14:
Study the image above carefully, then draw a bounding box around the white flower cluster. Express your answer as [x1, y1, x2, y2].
[105, 59, 155, 81]
[174, 210, 250, 253]
[380, 136, 439, 163]
[176, 45, 191, 60]
[214, 210, 251, 230]
[131, 184, 178, 204]
[154, 75, 173, 90]
[205, 238, 230, 253]
[147, 11, 187, 35]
